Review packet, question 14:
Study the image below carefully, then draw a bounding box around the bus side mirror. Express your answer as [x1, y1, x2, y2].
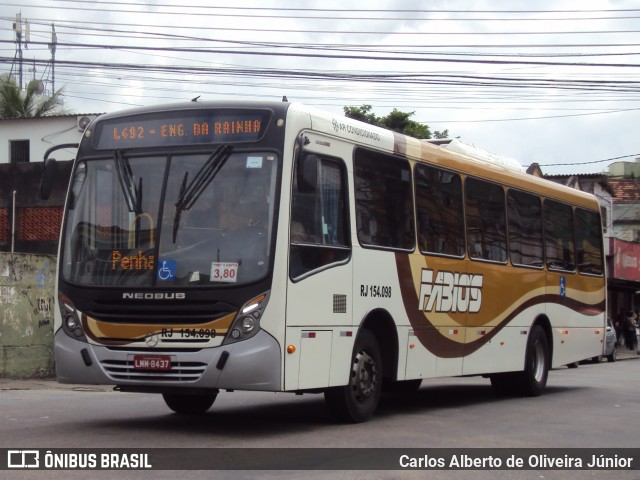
[297, 153, 318, 193]
[40, 158, 57, 200]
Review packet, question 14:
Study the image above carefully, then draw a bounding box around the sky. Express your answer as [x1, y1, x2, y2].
[1, 0, 639, 175]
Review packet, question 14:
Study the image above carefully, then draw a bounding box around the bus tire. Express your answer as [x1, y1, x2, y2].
[162, 392, 217, 414]
[324, 329, 382, 423]
[517, 325, 550, 396]
[490, 325, 549, 397]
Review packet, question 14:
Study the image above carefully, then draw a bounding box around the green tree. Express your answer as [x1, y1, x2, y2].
[432, 129, 449, 139]
[383, 108, 431, 139]
[343, 104, 380, 125]
[344, 104, 448, 140]
[0, 74, 64, 118]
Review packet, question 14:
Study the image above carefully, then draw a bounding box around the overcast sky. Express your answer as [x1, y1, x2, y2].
[1, 0, 639, 175]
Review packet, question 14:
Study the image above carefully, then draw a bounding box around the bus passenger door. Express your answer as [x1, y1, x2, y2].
[284, 150, 353, 391]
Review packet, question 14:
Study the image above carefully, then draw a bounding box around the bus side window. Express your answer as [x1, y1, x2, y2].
[575, 207, 604, 275]
[543, 200, 575, 272]
[290, 155, 350, 279]
[415, 164, 465, 258]
[353, 148, 415, 251]
[465, 177, 507, 263]
[507, 189, 543, 268]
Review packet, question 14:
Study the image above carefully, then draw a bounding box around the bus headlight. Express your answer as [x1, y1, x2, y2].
[65, 313, 78, 330]
[240, 316, 255, 333]
[59, 294, 87, 341]
[223, 291, 269, 345]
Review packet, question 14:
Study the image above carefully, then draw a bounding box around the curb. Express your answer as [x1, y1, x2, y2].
[0, 378, 113, 392]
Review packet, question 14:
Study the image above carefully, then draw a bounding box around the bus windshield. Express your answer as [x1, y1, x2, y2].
[62, 149, 278, 287]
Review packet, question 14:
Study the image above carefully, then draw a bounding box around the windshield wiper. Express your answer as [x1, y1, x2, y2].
[114, 150, 143, 215]
[172, 144, 233, 243]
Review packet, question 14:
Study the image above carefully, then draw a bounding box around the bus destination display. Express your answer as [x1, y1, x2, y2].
[93, 110, 271, 149]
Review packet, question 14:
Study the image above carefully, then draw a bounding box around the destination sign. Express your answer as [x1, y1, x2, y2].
[92, 109, 272, 149]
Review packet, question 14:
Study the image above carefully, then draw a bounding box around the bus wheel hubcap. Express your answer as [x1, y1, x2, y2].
[352, 351, 378, 400]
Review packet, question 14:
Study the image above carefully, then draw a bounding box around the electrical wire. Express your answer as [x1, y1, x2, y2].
[2, 4, 640, 137]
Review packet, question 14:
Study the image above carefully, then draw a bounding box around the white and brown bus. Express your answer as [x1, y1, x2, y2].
[45, 101, 606, 422]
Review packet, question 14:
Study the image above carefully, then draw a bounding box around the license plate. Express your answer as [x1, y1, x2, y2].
[133, 355, 171, 371]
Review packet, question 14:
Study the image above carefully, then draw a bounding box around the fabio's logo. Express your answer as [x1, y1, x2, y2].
[418, 269, 483, 313]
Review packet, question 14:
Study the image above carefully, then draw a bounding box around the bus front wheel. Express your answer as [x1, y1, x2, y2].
[162, 392, 218, 414]
[324, 329, 382, 423]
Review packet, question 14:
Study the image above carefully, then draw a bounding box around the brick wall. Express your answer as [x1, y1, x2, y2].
[0, 161, 72, 254]
[0, 208, 7, 241]
[18, 207, 64, 241]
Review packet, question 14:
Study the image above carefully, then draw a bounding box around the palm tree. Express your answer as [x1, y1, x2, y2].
[0, 74, 64, 118]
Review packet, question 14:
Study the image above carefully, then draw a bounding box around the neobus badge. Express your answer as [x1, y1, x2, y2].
[419, 268, 483, 313]
[122, 292, 186, 300]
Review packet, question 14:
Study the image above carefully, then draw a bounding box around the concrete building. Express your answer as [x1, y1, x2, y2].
[608, 177, 640, 243]
[1, 114, 98, 164]
[0, 114, 100, 253]
[606, 176, 640, 323]
[609, 157, 640, 179]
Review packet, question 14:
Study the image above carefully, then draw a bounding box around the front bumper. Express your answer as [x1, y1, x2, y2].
[54, 328, 282, 391]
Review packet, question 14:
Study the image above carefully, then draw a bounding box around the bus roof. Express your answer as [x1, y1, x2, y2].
[87, 100, 600, 211]
[299, 103, 600, 210]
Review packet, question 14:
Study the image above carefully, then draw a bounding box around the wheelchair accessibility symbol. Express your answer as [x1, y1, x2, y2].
[158, 260, 177, 281]
[559, 276, 566, 297]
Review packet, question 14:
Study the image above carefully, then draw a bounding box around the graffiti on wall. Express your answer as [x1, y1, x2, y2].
[0, 253, 56, 377]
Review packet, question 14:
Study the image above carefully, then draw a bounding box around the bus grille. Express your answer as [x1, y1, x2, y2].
[100, 358, 207, 382]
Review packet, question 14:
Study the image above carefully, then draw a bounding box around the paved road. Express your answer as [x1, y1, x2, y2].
[1, 359, 639, 480]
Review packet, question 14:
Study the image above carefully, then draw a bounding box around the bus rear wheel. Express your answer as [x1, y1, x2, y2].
[324, 329, 382, 423]
[490, 325, 549, 397]
[162, 392, 218, 414]
[519, 325, 550, 396]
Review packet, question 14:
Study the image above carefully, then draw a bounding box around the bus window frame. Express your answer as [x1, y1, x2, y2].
[289, 153, 352, 281]
[464, 176, 508, 265]
[543, 198, 577, 273]
[414, 162, 465, 259]
[353, 147, 416, 253]
[574, 206, 605, 277]
[506, 187, 545, 270]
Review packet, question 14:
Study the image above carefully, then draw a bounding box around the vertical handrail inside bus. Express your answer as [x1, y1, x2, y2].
[129, 212, 155, 248]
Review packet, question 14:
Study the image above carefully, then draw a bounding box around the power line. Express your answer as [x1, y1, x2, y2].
[7, 17, 640, 53]
[2, 7, 640, 130]
[11, 26, 640, 60]
[6, 1, 640, 22]
[9, 1, 640, 15]
[4, 39, 640, 70]
[2, 54, 639, 89]
[425, 108, 640, 123]
[4, 14, 640, 37]
[538, 153, 640, 167]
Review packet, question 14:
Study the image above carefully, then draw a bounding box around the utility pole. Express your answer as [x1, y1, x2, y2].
[49, 24, 57, 93]
[13, 13, 23, 89]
